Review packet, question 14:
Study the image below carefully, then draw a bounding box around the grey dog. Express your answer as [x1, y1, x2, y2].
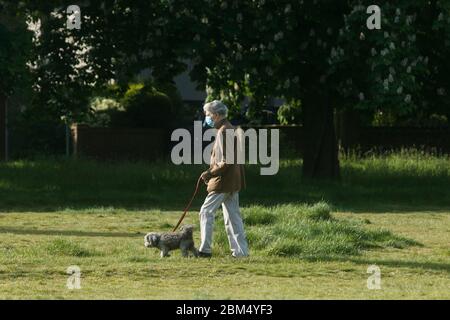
[144, 225, 199, 258]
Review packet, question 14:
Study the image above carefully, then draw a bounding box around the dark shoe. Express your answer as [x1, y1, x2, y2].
[198, 251, 212, 258]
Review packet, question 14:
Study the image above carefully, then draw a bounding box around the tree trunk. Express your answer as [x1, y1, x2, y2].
[0, 92, 6, 161]
[302, 90, 340, 180]
[336, 108, 361, 155]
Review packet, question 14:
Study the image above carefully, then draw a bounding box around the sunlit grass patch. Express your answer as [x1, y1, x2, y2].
[0, 153, 448, 299]
[214, 202, 418, 257]
[45, 238, 99, 257]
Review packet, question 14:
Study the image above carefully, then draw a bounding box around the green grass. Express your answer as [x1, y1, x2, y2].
[215, 202, 418, 257]
[0, 150, 449, 213]
[45, 238, 99, 257]
[0, 151, 449, 299]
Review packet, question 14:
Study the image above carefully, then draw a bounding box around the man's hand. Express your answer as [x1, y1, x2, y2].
[200, 170, 212, 183]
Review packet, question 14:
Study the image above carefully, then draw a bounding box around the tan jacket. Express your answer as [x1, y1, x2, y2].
[206, 118, 246, 193]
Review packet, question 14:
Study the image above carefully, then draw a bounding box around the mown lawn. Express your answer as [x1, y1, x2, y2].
[0, 152, 449, 299]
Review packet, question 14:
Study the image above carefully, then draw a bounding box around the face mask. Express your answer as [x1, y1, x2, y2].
[204, 115, 215, 128]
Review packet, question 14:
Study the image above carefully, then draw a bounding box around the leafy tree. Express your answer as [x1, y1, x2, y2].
[118, 83, 175, 129]
[2, 1, 191, 155]
[0, 2, 33, 158]
[277, 100, 301, 125]
[2, 1, 449, 176]
[0, 1, 32, 97]
[185, 0, 450, 179]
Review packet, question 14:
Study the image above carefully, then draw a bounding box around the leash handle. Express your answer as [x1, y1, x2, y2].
[172, 175, 203, 232]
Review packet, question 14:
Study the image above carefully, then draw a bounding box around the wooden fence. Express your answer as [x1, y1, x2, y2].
[70, 123, 450, 161]
[71, 124, 168, 161]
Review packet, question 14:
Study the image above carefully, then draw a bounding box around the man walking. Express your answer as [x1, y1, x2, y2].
[198, 100, 249, 258]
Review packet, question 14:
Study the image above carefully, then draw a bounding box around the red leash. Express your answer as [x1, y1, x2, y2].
[172, 175, 204, 232]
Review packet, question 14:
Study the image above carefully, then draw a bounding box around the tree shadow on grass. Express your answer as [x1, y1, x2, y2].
[0, 226, 143, 238]
[0, 157, 449, 213]
[1, 191, 450, 214]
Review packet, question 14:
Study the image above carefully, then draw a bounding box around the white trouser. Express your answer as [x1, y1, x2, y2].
[199, 191, 249, 257]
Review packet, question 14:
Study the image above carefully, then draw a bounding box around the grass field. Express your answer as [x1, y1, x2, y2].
[0, 151, 449, 299]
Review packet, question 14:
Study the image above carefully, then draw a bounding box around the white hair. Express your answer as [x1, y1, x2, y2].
[203, 100, 228, 117]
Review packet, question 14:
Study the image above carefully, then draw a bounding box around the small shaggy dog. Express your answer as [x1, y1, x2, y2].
[144, 224, 198, 258]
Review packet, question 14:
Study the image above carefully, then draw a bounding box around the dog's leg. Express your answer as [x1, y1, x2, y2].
[160, 247, 170, 258]
[180, 242, 190, 257]
[191, 245, 199, 257]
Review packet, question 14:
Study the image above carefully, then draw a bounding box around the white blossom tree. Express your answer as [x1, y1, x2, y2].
[186, 0, 450, 178]
[3, 1, 449, 176]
